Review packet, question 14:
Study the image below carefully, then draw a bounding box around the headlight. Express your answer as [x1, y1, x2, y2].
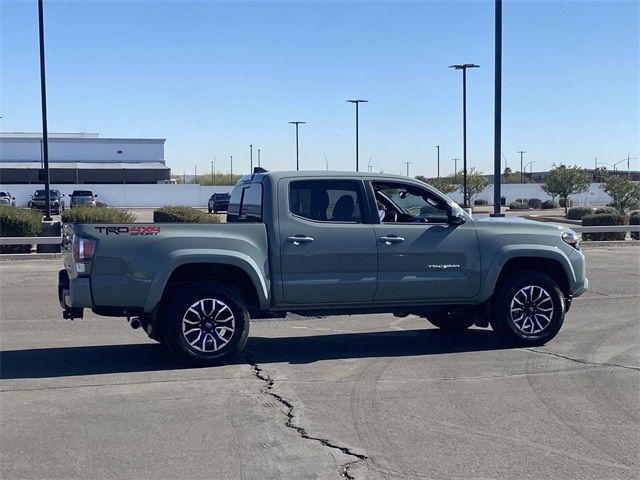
[562, 230, 580, 250]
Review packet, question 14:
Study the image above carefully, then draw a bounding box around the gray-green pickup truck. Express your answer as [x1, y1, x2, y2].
[59, 170, 588, 365]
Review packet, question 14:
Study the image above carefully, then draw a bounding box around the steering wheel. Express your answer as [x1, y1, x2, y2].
[382, 210, 398, 223]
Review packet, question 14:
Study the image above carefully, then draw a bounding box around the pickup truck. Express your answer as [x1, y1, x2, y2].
[59, 170, 588, 365]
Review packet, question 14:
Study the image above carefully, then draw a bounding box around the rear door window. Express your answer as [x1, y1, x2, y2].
[289, 180, 364, 223]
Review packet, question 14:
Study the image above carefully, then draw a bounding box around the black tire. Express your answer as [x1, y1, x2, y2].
[490, 270, 565, 346]
[426, 311, 475, 331]
[163, 281, 250, 366]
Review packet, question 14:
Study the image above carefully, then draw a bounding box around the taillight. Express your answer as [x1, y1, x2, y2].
[72, 236, 97, 274]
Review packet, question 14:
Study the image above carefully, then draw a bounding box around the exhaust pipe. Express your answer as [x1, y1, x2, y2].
[128, 317, 141, 329]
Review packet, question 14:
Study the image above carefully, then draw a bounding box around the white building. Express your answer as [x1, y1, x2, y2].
[0, 132, 170, 184]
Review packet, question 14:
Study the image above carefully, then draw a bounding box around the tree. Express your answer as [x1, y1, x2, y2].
[541, 165, 591, 215]
[416, 175, 456, 194]
[457, 167, 489, 204]
[601, 175, 640, 214]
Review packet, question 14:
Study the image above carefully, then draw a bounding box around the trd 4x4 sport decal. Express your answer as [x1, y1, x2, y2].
[94, 226, 160, 236]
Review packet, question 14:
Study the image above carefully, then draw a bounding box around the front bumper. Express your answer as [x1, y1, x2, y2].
[58, 269, 93, 318]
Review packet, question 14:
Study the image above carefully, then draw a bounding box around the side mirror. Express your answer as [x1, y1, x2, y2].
[95, 194, 98, 198]
[449, 214, 465, 226]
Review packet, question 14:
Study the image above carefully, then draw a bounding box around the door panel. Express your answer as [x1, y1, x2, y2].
[278, 178, 378, 305]
[374, 222, 481, 301]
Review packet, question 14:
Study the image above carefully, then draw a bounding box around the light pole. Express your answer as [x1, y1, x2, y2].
[449, 63, 479, 207]
[257, 149, 261, 168]
[211, 158, 215, 185]
[347, 99, 368, 172]
[491, 0, 504, 217]
[524, 161, 534, 182]
[38, 0, 51, 220]
[230, 155, 233, 180]
[453, 158, 459, 181]
[613, 159, 626, 172]
[436, 145, 440, 178]
[288, 121, 305, 171]
[250, 144, 253, 171]
[194, 165, 197, 184]
[518, 150, 527, 182]
[404, 162, 412, 177]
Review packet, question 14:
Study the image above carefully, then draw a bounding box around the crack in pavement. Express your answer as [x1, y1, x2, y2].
[244, 351, 368, 479]
[526, 348, 640, 372]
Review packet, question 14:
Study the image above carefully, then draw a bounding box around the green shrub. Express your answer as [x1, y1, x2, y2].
[473, 199, 489, 206]
[567, 206, 593, 220]
[154, 206, 221, 223]
[630, 210, 640, 240]
[527, 198, 542, 209]
[61, 206, 136, 223]
[0, 206, 44, 253]
[542, 200, 558, 209]
[508, 201, 529, 210]
[595, 206, 619, 215]
[582, 213, 627, 241]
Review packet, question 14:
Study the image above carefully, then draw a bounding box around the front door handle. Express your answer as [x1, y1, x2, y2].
[287, 235, 315, 245]
[379, 235, 405, 245]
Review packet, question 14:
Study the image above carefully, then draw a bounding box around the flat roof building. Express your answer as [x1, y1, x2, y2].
[0, 132, 171, 184]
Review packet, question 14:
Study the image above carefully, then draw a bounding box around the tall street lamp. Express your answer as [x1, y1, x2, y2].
[449, 63, 480, 208]
[436, 145, 440, 178]
[524, 161, 534, 182]
[38, 0, 52, 221]
[211, 157, 216, 185]
[453, 158, 459, 182]
[518, 150, 527, 183]
[257, 149, 261, 168]
[403, 161, 412, 177]
[249, 144, 253, 171]
[289, 121, 305, 171]
[230, 155, 233, 180]
[347, 99, 368, 172]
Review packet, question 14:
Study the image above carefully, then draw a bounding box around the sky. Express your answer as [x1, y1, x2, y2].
[1, 0, 638, 178]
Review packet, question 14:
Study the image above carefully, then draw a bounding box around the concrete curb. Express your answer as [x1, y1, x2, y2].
[0, 253, 62, 261]
[581, 240, 640, 248]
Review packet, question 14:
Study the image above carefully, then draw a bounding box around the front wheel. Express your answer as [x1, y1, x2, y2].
[163, 282, 250, 365]
[490, 271, 565, 346]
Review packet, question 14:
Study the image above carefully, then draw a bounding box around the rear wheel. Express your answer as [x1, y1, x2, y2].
[490, 271, 565, 346]
[426, 311, 475, 330]
[163, 282, 250, 365]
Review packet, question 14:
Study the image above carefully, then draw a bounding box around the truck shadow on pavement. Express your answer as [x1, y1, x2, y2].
[1, 328, 508, 380]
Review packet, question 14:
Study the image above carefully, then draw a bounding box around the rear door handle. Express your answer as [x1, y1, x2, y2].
[287, 235, 315, 245]
[379, 235, 405, 245]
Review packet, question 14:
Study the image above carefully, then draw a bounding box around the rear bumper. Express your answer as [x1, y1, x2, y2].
[58, 269, 93, 318]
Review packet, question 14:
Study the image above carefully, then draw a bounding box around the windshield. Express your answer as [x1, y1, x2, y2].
[33, 190, 60, 198]
[72, 191, 93, 196]
[0, 192, 9, 197]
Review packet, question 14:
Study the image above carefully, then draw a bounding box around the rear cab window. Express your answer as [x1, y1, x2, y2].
[228, 182, 263, 223]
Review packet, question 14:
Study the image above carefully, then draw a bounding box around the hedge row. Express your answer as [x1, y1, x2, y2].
[0, 206, 43, 253]
[630, 211, 640, 240]
[61, 206, 137, 223]
[581, 213, 627, 241]
[153, 206, 221, 223]
[567, 207, 593, 220]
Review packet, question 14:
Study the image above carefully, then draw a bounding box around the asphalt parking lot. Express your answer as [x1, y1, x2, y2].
[1, 247, 638, 479]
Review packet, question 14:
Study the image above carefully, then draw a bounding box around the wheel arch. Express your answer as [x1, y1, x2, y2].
[483, 247, 575, 301]
[144, 252, 270, 314]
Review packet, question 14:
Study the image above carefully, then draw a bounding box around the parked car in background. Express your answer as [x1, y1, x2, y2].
[208, 193, 230, 213]
[0, 191, 16, 207]
[28, 189, 65, 214]
[70, 190, 98, 208]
